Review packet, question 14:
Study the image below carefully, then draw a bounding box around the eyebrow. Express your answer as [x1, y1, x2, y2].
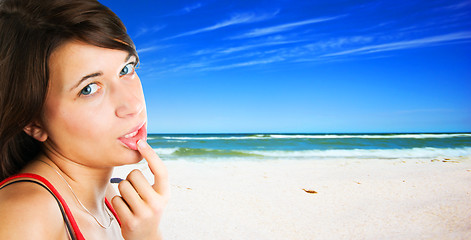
[69, 53, 136, 92]
[125, 53, 134, 62]
[70, 72, 103, 92]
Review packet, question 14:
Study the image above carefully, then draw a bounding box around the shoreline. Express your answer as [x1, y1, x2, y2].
[113, 156, 471, 239]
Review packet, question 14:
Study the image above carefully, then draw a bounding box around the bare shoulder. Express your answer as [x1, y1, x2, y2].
[0, 181, 67, 239]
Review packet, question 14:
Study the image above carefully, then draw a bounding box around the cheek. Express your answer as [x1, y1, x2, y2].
[44, 101, 111, 143]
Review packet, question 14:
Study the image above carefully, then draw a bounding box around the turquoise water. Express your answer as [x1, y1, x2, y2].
[147, 133, 471, 161]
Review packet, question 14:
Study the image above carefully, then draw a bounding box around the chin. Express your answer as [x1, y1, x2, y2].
[114, 148, 143, 166]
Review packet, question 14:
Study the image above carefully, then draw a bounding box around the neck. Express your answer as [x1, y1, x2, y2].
[35, 148, 113, 213]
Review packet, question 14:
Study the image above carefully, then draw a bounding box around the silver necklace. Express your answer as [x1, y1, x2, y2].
[39, 160, 114, 229]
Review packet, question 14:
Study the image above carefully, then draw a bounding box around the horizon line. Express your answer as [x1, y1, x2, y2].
[146, 131, 471, 135]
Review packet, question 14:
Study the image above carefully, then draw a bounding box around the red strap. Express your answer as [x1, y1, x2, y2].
[1, 173, 122, 238]
[1, 173, 86, 239]
[105, 198, 121, 226]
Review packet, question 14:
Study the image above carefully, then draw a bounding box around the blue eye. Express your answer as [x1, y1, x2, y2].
[80, 83, 100, 96]
[120, 63, 135, 76]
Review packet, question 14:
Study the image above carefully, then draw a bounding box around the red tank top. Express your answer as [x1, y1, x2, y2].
[0, 173, 121, 240]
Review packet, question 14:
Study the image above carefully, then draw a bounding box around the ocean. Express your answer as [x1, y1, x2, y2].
[147, 133, 471, 161]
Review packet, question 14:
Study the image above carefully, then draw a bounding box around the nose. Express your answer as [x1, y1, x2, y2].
[114, 81, 145, 118]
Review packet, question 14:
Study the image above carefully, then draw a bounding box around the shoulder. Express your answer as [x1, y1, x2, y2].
[0, 180, 66, 239]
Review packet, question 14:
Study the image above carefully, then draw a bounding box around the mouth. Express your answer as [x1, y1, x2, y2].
[118, 122, 147, 151]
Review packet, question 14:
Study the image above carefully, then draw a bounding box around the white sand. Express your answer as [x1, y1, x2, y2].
[113, 156, 471, 240]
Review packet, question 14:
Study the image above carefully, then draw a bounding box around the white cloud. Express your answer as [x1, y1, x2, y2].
[137, 47, 159, 54]
[315, 36, 374, 50]
[219, 40, 304, 54]
[323, 31, 471, 57]
[134, 25, 166, 38]
[182, 2, 203, 13]
[193, 48, 218, 56]
[201, 56, 284, 71]
[164, 2, 204, 17]
[165, 11, 279, 40]
[137, 45, 170, 54]
[443, 1, 471, 10]
[231, 15, 344, 39]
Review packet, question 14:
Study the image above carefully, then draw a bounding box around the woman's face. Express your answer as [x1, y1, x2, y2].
[41, 41, 147, 167]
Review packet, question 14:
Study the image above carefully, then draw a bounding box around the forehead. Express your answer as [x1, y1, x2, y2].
[48, 41, 131, 89]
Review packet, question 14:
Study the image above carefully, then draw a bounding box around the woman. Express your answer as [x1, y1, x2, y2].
[0, 0, 168, 239]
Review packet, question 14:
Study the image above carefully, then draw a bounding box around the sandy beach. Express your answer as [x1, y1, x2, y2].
[113, 156, 471, 240]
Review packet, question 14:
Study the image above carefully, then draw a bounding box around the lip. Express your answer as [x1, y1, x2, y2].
[118, 121, 147, 151]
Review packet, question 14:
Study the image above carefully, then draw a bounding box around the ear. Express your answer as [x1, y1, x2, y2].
[23, 122, 48, 142]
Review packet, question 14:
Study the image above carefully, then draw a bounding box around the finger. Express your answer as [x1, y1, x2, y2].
[126, 169, 156, 203]
[118, 180, 145, 214]
[137, 140, 169, 196]
[111, 195, 133, 221]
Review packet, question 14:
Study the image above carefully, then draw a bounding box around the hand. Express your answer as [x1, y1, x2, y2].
[112, 140, 169, 240]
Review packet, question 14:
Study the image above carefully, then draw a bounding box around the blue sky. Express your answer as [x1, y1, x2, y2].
[101, 0, 471, 133]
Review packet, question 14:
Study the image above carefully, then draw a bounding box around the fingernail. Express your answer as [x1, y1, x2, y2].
[137, 139, 146, 148]
[110, 178, 124, 184]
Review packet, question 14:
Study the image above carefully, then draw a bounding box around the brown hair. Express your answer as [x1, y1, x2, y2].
[0, 0, 138, 180]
